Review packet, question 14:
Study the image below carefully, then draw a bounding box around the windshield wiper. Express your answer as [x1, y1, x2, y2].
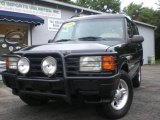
[78, 36, 104, 41]
[55, 39, 74, 42]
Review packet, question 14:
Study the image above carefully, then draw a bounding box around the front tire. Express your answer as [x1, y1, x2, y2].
[98, 71, 133, 119]
[19, 95, 49, 106]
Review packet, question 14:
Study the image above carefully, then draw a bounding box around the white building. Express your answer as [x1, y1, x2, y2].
[134, 21, 156, 64]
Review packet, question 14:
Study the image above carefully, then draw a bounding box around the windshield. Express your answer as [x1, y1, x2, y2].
[54, 18, 124, 45]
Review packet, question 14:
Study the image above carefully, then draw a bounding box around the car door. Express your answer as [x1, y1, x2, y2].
[133, 24, 143, 66]
[126, 19, 140, 79]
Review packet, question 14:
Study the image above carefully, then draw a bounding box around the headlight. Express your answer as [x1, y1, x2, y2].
[80, 56, 101, 72]
[41, 56, 57, 76]
[18, 57, 30, 75]
[6, 56, 19, 70]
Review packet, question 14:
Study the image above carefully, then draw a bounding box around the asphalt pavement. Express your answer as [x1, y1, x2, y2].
[0, 65, 160, 120]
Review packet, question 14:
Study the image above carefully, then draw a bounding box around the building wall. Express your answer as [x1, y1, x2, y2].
[137, 25, 155, 64]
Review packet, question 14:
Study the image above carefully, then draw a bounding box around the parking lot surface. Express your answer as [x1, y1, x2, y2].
[0, 65, 160, 120]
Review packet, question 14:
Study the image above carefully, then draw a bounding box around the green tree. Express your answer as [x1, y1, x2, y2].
[76, 0, 121, 13]
[156, 0, 160, 9]
[123, 2, 143, 20]
[124, 3, 160, 28]
[124, 3, 160, 59]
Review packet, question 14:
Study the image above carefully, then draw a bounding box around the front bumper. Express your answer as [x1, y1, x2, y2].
[2, 71, 119, 103]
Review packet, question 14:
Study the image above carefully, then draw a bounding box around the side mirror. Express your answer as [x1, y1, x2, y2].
[48, 39, 53, 43]
[131, 35, 144, 43]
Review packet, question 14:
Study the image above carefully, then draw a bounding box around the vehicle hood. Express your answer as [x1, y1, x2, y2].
[15, 43, 110, 54]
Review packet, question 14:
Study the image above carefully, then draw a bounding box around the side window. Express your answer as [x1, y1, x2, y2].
[133, 25, 139, 35]
[127, 20, 139, 38]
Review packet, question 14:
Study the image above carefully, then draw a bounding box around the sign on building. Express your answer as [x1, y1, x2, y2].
[48, 19, 63, 31]
[0, 0, 61, 18]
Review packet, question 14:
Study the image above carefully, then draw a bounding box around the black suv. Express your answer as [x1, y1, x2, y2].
[1, 14, 144, 119]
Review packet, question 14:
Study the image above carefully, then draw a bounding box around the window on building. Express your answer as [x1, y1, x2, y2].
[0, 23, 28, 61]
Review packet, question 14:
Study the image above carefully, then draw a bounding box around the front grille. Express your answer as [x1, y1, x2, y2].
[18, 53, 63, 79]
[65, 56, 117, 77]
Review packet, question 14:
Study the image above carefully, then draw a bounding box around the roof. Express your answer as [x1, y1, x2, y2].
[134, 20, 157, 29]
[39, 0, 103, 14]
[67, 14, 157, 29]
[0, 10, 44, 25]
[66, 14, 127, 22]
[65, 14, 133, 23]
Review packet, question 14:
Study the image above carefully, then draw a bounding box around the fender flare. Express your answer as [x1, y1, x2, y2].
[119, 58, 129, 73]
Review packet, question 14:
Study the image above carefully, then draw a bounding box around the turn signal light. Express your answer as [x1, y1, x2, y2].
[102, 56, 116, 70]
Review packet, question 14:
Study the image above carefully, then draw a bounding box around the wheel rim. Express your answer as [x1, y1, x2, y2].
[111, 79, 129, 110]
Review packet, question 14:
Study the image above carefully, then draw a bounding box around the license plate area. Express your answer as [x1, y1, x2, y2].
[18, 80, 65, 93]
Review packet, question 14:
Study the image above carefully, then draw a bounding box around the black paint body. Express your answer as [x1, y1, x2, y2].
[1, 14, 143, 103]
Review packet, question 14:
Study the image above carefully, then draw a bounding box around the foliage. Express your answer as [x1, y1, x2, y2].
[124, 3, 160, 59]
[56, 0, 121, 13]
[76, 0, 121, 13]
[123, 2, 143, 20]
[156, 0, 160, 10]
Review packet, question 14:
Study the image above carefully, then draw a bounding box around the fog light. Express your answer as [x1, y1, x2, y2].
[18, 57, 30, 75]
[41, 56, 57, 76]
